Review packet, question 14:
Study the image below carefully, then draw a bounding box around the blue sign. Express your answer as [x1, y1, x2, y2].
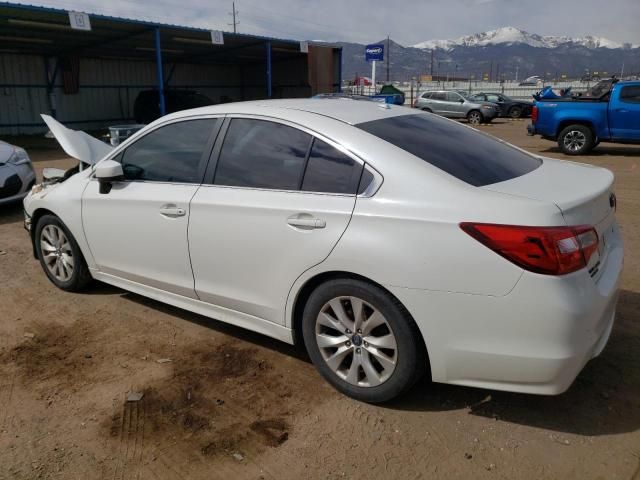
[365, 44, 384, 62]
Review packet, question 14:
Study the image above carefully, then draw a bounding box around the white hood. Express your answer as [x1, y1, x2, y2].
[41, 114, 113, 166]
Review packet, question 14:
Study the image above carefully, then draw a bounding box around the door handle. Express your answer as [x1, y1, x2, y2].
[159, 205, 186, 217]
[287, 214, 326, 230]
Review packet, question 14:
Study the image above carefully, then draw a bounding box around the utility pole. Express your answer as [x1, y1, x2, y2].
[386, 35, 390, 82]
[430, 50, 434, 76]
[228, 2, 239, 33]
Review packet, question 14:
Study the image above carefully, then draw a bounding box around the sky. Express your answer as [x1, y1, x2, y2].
[11, 0, 640, 46]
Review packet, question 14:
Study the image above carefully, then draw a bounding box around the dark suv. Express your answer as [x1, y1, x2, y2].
[133, 89, 214, 124]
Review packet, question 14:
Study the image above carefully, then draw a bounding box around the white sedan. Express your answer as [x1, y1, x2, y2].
[24, 100, 623, 403]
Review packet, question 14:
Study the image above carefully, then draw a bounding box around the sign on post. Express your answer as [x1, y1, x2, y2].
[365, 44, 384, 62]
[68, 11, 91, 31]
[210, 30, 224, 45]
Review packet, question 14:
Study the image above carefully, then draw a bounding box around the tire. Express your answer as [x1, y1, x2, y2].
[421, 107, 433, 113]
[508, 106, 522, 118]
[467, 110, 482, 125]
[558, 124, 594, 155]
[35, 214, 92, 292]
[301, 278, 427, 403]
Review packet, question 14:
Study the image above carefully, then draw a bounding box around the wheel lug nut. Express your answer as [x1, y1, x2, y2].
[357, 329, 362, 334]
[346, 341, 351, 347]
[346, 329, 351, 334]
[364, 342, 369, 347]
[356, 348, 361, 354]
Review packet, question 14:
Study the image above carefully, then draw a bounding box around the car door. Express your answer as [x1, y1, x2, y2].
[485, 93, 505, 114]
[427, 92, 449, 115]
[446, 92, 466, 117]
[82, 117, 221, 297]
[610, 85, 640, 140]
[188, 116, 366, 324]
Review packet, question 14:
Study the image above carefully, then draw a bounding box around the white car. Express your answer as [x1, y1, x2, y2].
[0, 140, 36, 205]
[24, 100, 623, 403]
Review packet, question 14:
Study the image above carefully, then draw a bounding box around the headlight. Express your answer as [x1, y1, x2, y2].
[7, 148, 31, 166]
[481, 105, 493, 109]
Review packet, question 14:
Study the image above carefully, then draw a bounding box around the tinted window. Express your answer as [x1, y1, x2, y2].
[301, 139, 363, 194]
[356, 114, 541, 187]
[620, 86, 640, 104]
[120, 119, 217, 183]
[421, 92, 432, 99]
[486, 94, 501, 102]
[431, 92, 446, 101]
[214, 118, 311, 190]
[446, 92, 462, 102]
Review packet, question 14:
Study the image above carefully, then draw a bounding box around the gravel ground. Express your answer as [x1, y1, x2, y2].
[1, 119, 639, 480]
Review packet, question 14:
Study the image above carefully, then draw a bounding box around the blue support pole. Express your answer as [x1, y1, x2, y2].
[337, 48, 343, 92]
[154, 27, 166, 116]
[266, 41, 272, 98]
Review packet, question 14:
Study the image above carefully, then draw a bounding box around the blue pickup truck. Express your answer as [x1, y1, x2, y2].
[527, 80, 640, 155]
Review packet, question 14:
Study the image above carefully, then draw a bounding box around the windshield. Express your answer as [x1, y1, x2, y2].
[356, 114, 542, 187]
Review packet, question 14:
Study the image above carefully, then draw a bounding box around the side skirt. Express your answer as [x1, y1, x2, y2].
[91, 270, 294, 344]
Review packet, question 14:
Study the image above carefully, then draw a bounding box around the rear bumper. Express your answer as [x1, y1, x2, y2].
[389, 222, 623, 395]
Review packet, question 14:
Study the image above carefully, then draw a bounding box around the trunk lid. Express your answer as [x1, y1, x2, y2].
[483, 157, 617, 279]
[483, 157, 614, 226]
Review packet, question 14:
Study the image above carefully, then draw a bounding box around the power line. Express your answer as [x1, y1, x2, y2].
[228, 1, 239, 33]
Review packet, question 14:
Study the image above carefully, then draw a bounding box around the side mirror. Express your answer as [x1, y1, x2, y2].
[459, 99, 465, 103]
[95, 159, 123, 194]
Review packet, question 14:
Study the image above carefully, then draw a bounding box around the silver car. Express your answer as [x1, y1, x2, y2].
[0, 141, 36, 205]
[415, 90, 499, 125]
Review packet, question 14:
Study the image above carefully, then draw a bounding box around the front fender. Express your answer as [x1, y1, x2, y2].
[24, 171, 96, 269]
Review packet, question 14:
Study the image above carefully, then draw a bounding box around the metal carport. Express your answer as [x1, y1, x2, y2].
[0, 2, 342, 135]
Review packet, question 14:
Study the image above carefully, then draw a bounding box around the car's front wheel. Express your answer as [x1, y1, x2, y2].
[467, 110, 482, 125]
[35, 214, 92, 291]
[302, 279, 427, 403]
[558, 124, 594, 155]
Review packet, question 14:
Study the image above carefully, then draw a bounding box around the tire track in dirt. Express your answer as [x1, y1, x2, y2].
[110, 395, 147, 480]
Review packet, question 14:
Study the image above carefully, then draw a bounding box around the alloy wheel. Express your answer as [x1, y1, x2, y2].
[315, 296, 398, 387]
[563, 130, 586, 152]
[40, 224, 74, 282]
[468, 112, 482, 125]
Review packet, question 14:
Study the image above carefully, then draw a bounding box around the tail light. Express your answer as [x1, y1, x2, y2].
[531, 105, 538, 123]
[460, 223, 598, 275]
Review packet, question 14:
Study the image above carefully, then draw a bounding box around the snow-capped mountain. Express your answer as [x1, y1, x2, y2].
[413, 27, 632, 51]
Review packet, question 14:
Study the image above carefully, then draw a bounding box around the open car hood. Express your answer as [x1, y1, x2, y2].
[41, 114, 113, 166]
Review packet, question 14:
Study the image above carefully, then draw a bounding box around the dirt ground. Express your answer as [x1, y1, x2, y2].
[1, 119, 639, 480]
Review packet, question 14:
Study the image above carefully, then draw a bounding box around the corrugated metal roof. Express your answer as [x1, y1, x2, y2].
[0, 2, 339, 64]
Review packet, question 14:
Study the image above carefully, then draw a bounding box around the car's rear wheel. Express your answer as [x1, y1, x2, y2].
[35, 214, 92, 291]
[302, 279, 427, 403]
[467, 110, 482, 125]
[421, 107, 432, 113]
[558, 124, 594, 155]
[508, 106, 522, 118]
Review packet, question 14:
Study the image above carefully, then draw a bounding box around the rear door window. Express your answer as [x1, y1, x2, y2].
[356, 113, 541, 187]
[301, 139, 363, 194]
[213, 118, 311, 190]
[620, 86, 640, 104]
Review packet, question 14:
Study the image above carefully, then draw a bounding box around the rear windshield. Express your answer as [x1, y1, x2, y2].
[356, 114, 542, 186]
